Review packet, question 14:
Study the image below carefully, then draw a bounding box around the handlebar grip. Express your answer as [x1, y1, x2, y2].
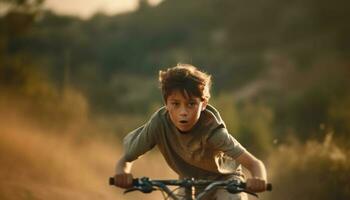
[109, 177, 115, 185]
[266, 183, 272, 191]
[109, 177, 140, 186]
[240, 182, 272, 191]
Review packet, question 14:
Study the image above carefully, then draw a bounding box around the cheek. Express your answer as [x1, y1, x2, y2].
[168, 109, 178, 120]
[191, 109, 201, 120]
[196, 110, 202, 119]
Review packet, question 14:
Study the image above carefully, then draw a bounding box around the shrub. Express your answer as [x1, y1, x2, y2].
[265, 134, 350, 200]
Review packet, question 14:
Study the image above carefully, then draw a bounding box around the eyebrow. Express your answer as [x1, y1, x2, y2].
[168, 98, 198, 102]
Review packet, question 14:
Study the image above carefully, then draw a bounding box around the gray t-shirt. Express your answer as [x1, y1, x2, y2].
[123, 104, 246, 179]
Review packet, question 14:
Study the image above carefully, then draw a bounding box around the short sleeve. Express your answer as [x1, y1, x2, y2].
[123, 114, 159, 162]
[207, 128, 246, 159]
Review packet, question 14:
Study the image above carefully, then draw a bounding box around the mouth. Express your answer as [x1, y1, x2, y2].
[179, 120, 188, 124]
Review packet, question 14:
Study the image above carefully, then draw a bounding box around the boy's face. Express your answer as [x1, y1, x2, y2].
[165, 90, 207, 132]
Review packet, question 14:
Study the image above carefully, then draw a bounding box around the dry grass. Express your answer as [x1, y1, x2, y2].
[0, 103, 176, 200]
[264, 135, 350, 200]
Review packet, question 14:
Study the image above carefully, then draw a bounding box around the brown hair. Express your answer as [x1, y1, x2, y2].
[159, 64, 212, 102]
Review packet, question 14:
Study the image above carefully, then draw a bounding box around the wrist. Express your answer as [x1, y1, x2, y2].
[115, 156, 133, 174]
[251, 176, 266, 181]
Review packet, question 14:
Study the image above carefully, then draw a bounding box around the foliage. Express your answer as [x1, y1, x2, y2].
[235, 100, 274, 158]
[266, 134, 350, 200]
[1, 0, 349, 139]
[0, 1, 350, 199]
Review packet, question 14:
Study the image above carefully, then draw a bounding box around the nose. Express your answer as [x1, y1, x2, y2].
[179, 106, 188, 117]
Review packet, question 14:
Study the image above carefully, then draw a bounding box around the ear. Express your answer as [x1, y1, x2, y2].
[201, 100, 208, 111]
[164, 101, 169, 111]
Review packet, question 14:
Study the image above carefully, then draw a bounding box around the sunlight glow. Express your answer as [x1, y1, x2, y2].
[43, 0, 163, 19]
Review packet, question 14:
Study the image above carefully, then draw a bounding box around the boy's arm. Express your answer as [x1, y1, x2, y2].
[113, 111, 161, 188]
[115, 155, 133, 174]
[114, 155, 134, 188]
[235, 151, 267, 192]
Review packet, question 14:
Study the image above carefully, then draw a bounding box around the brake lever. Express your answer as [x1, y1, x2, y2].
[124, 186, 156, 194]
[124, 187, 141, 194]
[243, 190, 259, 198]
[226, 184, 259, 198]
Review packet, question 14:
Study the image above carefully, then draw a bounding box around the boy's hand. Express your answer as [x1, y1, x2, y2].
[113, 173, 133, 188]
[246, 177, 266, 193]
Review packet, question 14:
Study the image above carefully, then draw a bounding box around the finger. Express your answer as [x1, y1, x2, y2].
[121, 175, 126, 186]
[116, 175, 123, 186]
[115, 174, 128, 188]
[122, 175, 129, 188]
[127, 175, 133, 186]
[114, 175, 120, 186]
[246, 179, 254, 190]
[257, 180, 266, 192]
[257, 181, 264, 192]
[247, 179, 264, 192]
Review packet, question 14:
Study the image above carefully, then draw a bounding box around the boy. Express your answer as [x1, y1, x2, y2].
[114, 64, 267, 200]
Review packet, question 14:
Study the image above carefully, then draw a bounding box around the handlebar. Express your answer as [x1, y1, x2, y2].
[109, 177, 272, 190]
[110, 176, 272, 200]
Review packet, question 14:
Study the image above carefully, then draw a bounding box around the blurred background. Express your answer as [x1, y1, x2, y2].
[1, 0, 349, 199]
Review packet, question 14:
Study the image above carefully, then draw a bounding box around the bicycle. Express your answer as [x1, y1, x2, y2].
[109, 176, 272, 200]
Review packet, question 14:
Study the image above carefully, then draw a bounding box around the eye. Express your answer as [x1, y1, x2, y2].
[188, 102, 197, 107]
[171, 102, 180, 106]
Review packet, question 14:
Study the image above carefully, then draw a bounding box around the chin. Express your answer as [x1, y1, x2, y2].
[178, 126, 192, 132]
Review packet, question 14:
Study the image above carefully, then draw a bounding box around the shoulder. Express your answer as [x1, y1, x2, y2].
[205, 104, 224, 122]
[207, 127, 230, 141]
[150, 106, 167, 120]
[200, 104, 226, 129]
[147, 106, 167, 127]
